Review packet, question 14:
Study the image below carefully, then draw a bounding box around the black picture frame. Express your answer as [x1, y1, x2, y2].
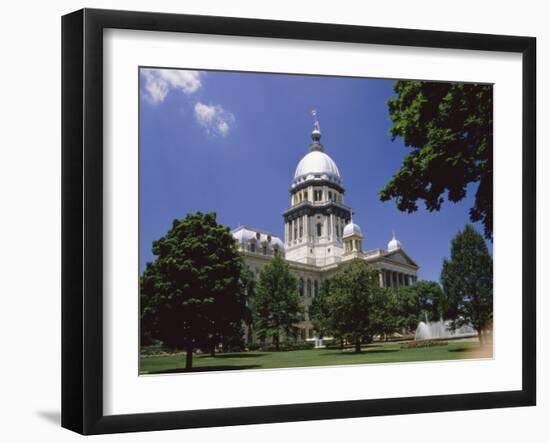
[61, 8, 536, 435]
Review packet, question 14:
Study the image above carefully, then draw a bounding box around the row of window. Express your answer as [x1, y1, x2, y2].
[292, 188, 343, 205]
[247, 241, 280, 256]
[287, 217, 348, 242]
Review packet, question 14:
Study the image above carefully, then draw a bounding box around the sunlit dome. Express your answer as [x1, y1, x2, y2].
[387, 232, 402, 252]
[343, 221, 363, 238]
[291, 111, 343, 188]
[292, 150, 342, 186]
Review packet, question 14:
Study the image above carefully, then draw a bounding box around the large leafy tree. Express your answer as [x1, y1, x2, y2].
[140, 212, 248, 369]
[396, 280, 447, 332]
[381, 81, 493, 240]
[253, 255, 303, 351]
[440, 225, 493, 344]
[310, 260, 392, 353]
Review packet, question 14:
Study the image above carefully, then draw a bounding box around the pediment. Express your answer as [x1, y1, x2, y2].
[384, 249, 419, 268]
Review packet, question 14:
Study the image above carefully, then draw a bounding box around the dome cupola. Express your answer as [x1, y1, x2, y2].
[342, 214, 363, 254]
[291, 110, 342, 189]
[343, 220, 363, 238]
[387, 231, 402, 252]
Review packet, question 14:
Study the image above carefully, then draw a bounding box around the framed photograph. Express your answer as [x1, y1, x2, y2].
[62, 8, 536, 435]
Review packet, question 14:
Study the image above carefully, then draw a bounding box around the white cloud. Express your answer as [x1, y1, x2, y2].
[194, 102, 235, 137]
[141, 69, 202, 104]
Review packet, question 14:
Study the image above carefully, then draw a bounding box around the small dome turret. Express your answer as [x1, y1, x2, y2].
[387, 231, 402, 252]
[343, 221, 363, 238]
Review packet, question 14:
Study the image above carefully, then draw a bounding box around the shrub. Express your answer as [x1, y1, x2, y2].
[401, 339, 448, 349]
[247, 341, 315, 352]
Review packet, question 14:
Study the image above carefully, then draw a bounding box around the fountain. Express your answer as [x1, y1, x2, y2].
[414, 318, 477, 341]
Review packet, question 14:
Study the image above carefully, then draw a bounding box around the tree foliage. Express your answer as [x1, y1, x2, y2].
[140, 212, 248, 369]
[396, 280, 447, 332]
[310, 260, 393, 352]
[252, 255, 303, 351]
[440, 225, 493, 343]
[382, 81, 493, 240]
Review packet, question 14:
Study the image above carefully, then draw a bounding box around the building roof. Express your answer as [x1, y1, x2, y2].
[231, 226, 284, 250]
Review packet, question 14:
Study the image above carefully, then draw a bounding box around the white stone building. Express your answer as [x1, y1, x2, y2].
[231, 115, 419, 342]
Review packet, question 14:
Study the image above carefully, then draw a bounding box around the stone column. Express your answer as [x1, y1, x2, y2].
[285, 221, 289, 244]
[379, 271, 384, 288]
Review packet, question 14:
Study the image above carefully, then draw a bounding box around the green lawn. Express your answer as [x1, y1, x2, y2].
[140, 340, 491, 374]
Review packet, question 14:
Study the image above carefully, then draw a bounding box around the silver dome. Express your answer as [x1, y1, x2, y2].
[387, 233, 402, 252]
[343, 222, 363, 238]
[292, 151, 342, 187]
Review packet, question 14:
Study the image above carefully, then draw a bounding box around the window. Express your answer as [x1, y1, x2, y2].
[307, 279, 312, 297]
[299, 278, 304, 297]
[262, 245, 267, 255]
[328, 191, 332, 201]
[314, 280, 319, 298]
[316, 223, 322, 237]
[304, 191, 308, 201]
[274, 246, 279, 256]
[250, 242, 256, 253]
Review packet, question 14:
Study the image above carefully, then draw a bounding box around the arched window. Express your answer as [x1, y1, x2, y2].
[307, 279, 312, 298]
[314, 280, 319, 298]
[250, 241, 256, 253]
[316, 223, 322, 237]
[299, 278, 304, 297]
[274, 245, 279, 256]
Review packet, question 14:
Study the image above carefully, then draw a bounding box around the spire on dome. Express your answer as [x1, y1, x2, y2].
[387, 230, 402, 252]
[309, 109, 324, 152]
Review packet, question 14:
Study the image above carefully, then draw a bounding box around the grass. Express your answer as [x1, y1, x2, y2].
[140, 339, 492, 374]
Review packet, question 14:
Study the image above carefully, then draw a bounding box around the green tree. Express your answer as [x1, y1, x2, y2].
[253, 255, 303, 351]
[310, 260, 392, 353]
[310, 279, 333, 339]
[396, 280, 447, 332]
[140, 212, 248, 369]
[440, 225, 493, 344]
[381, 81, 493, 240]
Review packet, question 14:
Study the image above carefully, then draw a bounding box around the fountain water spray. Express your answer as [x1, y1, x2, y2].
[414, 316, 477, 341]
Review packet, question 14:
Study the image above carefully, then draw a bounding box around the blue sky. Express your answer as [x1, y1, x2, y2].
[139, 68, 492, 282]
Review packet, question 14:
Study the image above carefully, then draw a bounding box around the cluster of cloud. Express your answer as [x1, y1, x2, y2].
[142, 68, 234, 137]
[142, 69, 202, 104]
[193, 102, 235, 137]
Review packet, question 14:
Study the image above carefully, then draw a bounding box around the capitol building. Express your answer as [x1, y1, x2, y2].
[232, 114, 419, 342]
